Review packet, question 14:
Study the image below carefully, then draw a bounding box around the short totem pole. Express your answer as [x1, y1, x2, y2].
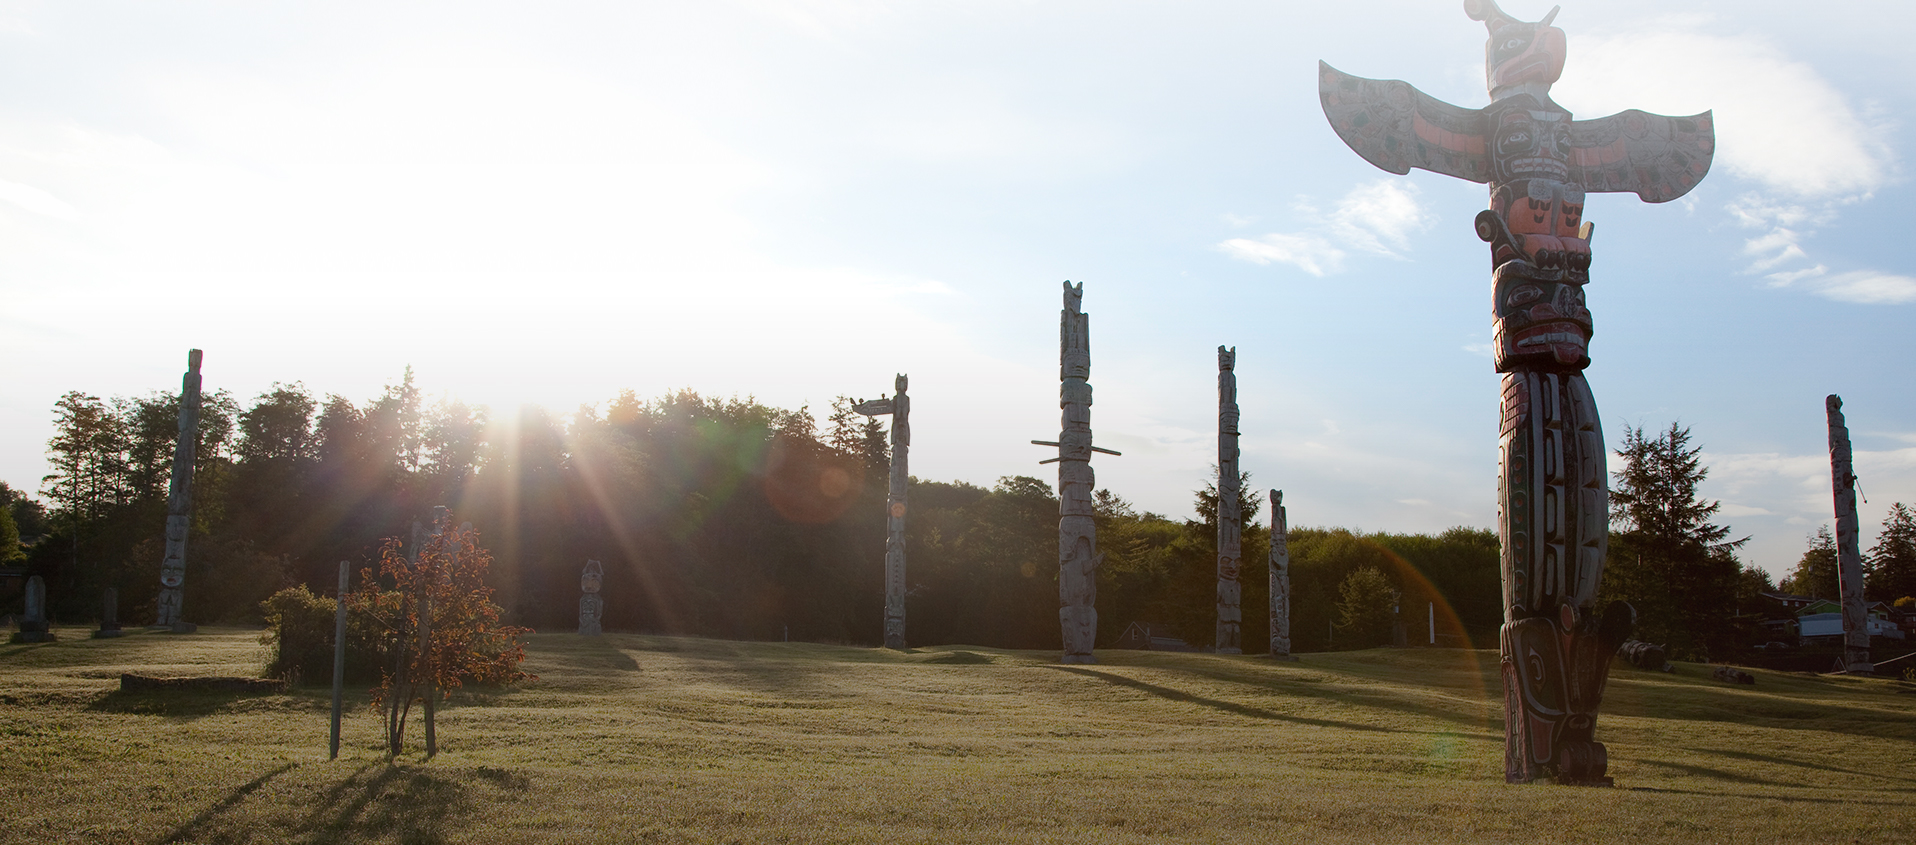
[580, 559, 605, 637]
[854, 375, 911, 650]
[155, 349, 205, 632]
[1268, 490, 1294, 660]
[1826, 395, 1872, 673]
[1032, 282, 1120, 664]
[1320, 0, 1714, 784]
[1215, 346, 1243, 654]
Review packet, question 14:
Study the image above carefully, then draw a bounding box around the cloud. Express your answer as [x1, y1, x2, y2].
[0, 178, 80, 220]
[1555, 21, 1909, 307]
[1556, 25, 1893, 199]
[1220, 232, 1344, 276]
[1221, 179, 1429, 275]
[1328, 181, 1432, 256]
[1801, 271, 1916, 305]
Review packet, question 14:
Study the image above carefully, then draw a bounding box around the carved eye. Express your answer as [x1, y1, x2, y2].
[1508, 285, 1542, 306]
[1504, 37, 1527, 51]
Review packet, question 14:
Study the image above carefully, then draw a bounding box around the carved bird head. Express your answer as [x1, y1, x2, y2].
[1465, 0, 1566, 98]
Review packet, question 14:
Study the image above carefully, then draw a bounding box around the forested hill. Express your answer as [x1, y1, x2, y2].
[8, 372, 1507, 650]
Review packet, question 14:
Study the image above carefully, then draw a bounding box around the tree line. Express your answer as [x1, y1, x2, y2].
[4, 370, 1517, 650]
[11, 370, 1901, 658]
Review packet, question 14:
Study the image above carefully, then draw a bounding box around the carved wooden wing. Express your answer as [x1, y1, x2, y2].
[852, 399, 894, 417]
[1568, 109, 1715, 203]
[1318, 61, 1490, 183]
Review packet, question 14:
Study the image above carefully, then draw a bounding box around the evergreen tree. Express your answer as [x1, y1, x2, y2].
[0, 506, 22, 564]
[1868, 503, 1916, 602]
[1781, 527, 1839, 599]
[1334, 565, 1397, 648]
[1602, 422, 1746, 657]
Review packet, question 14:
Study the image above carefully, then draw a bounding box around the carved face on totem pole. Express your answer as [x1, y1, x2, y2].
[581, 560, 603, 594]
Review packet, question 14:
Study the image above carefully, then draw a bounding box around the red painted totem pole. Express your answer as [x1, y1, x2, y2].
[1319, 0, 1714, 784]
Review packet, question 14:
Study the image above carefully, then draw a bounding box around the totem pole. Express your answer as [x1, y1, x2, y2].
[1032, 282, 1120, 664]
[1319, 0, 1713, 784]
[1826, 395, 1872, 672]
[854, 376, 911, 650]
[155, 349, 205, 632]
[1215, 346, 1243, 654]
[1268, 490, 1294, 659]
[580, 559, 605, 637]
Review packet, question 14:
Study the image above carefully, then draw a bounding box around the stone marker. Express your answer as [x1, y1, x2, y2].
[1826, 395, 1872, 673]
[1215, 346, 1243, 654]
[580, 559, 604, 636]
[1710, 666, 1755, 685]
[1268, 490, 1295, 660]
[1319, 0, 1714, 785]
[1032, 281, 1121, 664]
[853, 375, 911, 649]
[155, 349, 205, 633]
[94, 587, 123, 638]
[11, 575, 54, 643]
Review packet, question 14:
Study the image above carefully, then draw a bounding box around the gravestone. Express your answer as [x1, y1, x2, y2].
[1826, 395, 1872, 673]
[11, 575, 54, 643]
[1268, 490, 1295, 660]
[853, 375, 911, 649]
[1215, 346, 1243, 654]
[580, 559, 604, 636]
[1319, 0, 1713, 785]
[155, 349, 204, 633]
[1032, 281, 1120, 664]
[93, 587, 123, 638]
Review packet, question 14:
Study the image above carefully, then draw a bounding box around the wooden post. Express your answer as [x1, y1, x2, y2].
[1827, 395, 1873, 672]
[1215, 347, 1243, 654]
[330, 561, 348, 760]
[422, 506, 446, 758]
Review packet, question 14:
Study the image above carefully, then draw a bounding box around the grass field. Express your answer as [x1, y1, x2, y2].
[3, 627, 1914, 844]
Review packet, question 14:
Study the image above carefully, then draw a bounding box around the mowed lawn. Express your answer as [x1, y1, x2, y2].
[2, 628, 1913, 844]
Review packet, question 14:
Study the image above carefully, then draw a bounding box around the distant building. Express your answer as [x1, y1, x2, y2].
[1759, 591, 1817, 614]
[1111, 622, 1198, 652]
[1795, 600, 1904, 642]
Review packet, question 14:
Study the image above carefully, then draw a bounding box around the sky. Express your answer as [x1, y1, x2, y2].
[1, 0, 1911, 581]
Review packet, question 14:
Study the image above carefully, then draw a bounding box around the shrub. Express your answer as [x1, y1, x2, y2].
[260, 585, 390, 685]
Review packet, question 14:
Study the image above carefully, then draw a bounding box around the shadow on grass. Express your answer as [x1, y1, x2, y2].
[1627, 784, 1915, 807]
[156, 762, 298, 844]
[292, 761, 530, 844]
[1122, 658, 1503, 736]
[1046, 665, 1402, 733]
[1679, 746, 1916, 787]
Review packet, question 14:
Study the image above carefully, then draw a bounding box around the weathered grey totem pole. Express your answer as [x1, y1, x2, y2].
[1321, 0, 1713, 784]
[1826, 395, 1872, 673]
[11, 575, 53, 643]
[1268, 490, 1294, 659]
[854, 375, 911, 650]
[1032, 282, 1120, 664]
[1215, 346, 1244, 654]
[155, 349, 205, 632]
[580, 559, 605, 636]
